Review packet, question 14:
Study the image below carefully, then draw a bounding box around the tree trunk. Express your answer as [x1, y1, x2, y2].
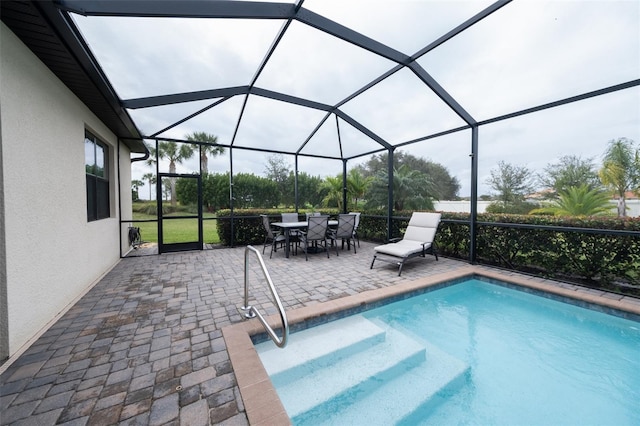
[201, 153, 208, 175]
[170, 161, 177, 206]
[617, 197, 626, 217]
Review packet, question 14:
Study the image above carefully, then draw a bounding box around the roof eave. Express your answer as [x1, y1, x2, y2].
[1, 0, 147, 154]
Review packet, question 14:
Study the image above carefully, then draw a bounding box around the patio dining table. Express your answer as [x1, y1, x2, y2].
[271, 220, 338, 258]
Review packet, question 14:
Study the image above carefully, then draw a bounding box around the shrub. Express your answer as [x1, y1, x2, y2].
[215, 208, 640, 294]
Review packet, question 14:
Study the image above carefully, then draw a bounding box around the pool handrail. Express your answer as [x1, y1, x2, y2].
[242, 245, 289, 348]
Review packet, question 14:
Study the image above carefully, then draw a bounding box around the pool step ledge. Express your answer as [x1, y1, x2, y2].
[312, 338, 470, 425]
[256, 315, 386, 385]
[271, 319, 427, 419]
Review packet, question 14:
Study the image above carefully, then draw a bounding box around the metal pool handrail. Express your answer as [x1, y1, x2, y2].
[241, 245, 289, 348]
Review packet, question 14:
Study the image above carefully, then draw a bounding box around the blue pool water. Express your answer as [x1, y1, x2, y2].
[255, 279, 640, 425]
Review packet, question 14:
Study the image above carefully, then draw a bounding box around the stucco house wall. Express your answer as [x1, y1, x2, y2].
[0, 23, 132, 358]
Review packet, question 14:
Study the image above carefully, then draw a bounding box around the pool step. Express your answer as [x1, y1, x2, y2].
[274, 324, 426, 419]
[255, 315, 386, 386]
[293, 338, 470, 425]
[257, 315, 470, 424]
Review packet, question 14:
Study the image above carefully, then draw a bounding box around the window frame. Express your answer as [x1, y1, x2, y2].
[85, 130, 110, 222]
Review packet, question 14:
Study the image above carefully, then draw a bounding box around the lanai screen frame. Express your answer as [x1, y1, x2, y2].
[55, 0, 640, 259]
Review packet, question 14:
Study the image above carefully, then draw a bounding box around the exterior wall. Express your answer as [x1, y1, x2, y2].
[623, 200, 640, 217]
[434, 201, 491, 214]
[0, 24, 128, 357]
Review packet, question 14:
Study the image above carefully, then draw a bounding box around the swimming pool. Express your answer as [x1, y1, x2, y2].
[255, 278, 640, 425]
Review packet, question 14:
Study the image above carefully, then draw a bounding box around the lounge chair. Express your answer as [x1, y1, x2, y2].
[370, 212, 441, 276]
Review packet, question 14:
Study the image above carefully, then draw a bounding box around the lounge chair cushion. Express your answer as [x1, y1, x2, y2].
[374, 239, 431, 258]
[370, 212, 441, 276]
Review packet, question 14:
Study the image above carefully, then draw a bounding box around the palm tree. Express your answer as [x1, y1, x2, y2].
[393, 165, 437, 211]
[131, 179, 144, 201]
[530, 185, 612, 216]
[142, 173, 156, 200]
[320, 175, 344, 210]
[598, 138, 640, 217]
[347, 169, 371, 208]
[185, 131, 224, 174]
[366, 165, 436, 211]
[148, 141, 194, 206]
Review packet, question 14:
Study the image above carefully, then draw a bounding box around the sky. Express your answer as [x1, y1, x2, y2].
[71, 0, 640, 199]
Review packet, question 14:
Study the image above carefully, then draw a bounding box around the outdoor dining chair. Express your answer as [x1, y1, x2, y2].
[281, 212, 300, 222]
[328, 213, 357, 255]
[261, 214, 286, 259]
[349, 211, 361, 248]
[281, 212, 302, 252]
[299, 215, 331, 260]
[305, 212, 320, 221]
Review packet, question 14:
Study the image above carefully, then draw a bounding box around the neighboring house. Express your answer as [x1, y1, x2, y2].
[0, 3, 148, 362]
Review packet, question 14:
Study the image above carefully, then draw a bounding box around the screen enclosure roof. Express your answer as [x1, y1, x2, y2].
[2, 0, 639, 163]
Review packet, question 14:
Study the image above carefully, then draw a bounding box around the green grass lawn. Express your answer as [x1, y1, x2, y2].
[131, 212, 221, 244]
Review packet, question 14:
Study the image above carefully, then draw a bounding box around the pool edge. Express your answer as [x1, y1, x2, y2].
[222, 266, 640, 425]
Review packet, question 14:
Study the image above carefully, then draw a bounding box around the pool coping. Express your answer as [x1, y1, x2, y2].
[221, 266, 640, 425]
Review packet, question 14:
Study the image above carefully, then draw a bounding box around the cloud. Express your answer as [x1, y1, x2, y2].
[72, 1, 639, 200]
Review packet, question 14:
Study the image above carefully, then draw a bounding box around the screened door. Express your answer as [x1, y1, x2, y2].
[158, 173, 203, 253]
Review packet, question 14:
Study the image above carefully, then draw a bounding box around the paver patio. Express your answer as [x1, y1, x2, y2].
[1, 241, 638, 425]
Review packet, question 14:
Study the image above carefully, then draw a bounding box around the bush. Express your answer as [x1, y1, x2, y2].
[440, 213, 640, 294]
[485, 201, 539, 215]
[215, 208, 640, 294]
[215, 208, 340, 246]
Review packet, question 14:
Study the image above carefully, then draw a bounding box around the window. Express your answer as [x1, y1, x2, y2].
[85, 130, 110, 221]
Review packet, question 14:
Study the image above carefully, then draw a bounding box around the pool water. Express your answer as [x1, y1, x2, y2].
[255, 279, 640, 425]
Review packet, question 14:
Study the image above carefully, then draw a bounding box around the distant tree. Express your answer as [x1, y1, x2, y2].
[291, 172, 324, 208]
[161, 177, 172, 201]
[366, 164, 436, 211]
[529, 185, 612, 216]
[146, 141, 195, 205]
[209, 173, 231, 210]
[598, 137, 640, 217]
[141, 173, 156, 200]
[486, 161, 536, 208]
[358, 151, 459, 200]
[320, 175, 344, 209]
[264, 154, 291, 206]
[131, 179, 144, 201]
[185, 131, 224, 174]
[347, 169, 371, 209]
[233, 173, 279, 209]
[539, 155, 601, 197]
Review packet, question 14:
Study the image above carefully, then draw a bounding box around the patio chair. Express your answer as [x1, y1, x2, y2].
[327, 214, 357, 255]
[281, 212, 301, 253]
[281, 212, 300, 223]
[305, 212, 320, 220]
[261, 215, 286, 258]
[370, 212, 441, 276]
[299, 215, 331, 260]
[349, 211, 361, 248]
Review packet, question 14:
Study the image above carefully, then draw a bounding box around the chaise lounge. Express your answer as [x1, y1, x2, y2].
[370, 212, 441, 276]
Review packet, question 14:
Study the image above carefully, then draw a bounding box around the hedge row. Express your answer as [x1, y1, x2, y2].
[216, 209, 640, 294]
[215, 208, 340, 247]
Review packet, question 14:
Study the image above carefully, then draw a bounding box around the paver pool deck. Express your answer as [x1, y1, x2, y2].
[1, 241, 639, 425]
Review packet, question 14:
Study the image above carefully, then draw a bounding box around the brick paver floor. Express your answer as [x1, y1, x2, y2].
[0, 241, 470, 425]
[4, 240, 637, 425]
